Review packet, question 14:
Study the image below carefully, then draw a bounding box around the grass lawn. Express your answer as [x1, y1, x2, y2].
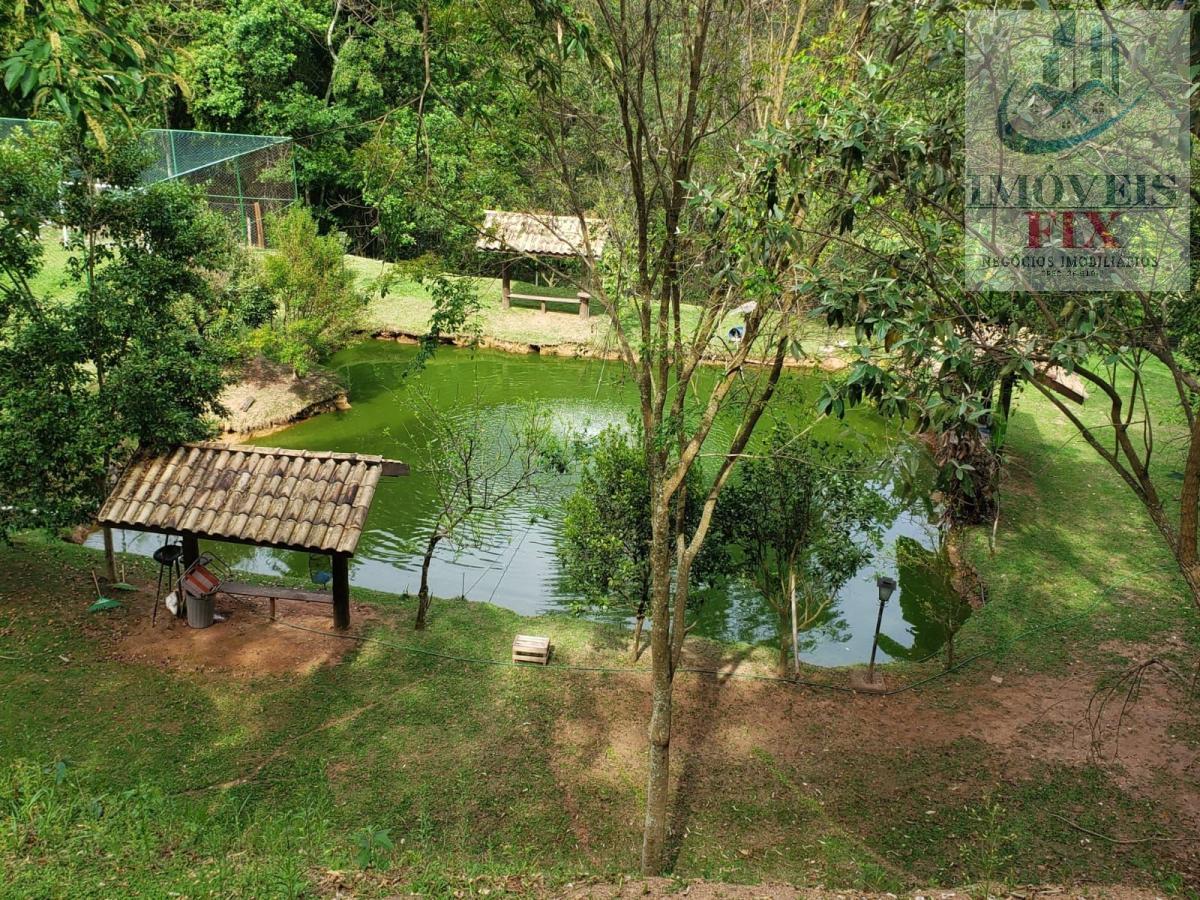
[958, 359, 1200, 675]
[347, 253, 852, 359]
[25, 233, 853, 361]
[27, 229, 76, 304]
[2, 370, 1198, 896]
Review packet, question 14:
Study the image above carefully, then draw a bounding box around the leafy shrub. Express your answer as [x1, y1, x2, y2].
[250, 205, 366, 375]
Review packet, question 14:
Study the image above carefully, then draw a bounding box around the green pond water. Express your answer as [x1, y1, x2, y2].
[98, 341, 966, 666]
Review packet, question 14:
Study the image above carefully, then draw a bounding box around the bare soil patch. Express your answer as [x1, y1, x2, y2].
[217, 355, 347, 437]
[548, 652, 1200, 888]
[108, 589, 372, 676]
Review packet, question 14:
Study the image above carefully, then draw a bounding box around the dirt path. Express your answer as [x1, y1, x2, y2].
[106, 590, 374, 676]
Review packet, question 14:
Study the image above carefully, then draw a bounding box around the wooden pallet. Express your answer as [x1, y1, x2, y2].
[512, 634, 551, 665]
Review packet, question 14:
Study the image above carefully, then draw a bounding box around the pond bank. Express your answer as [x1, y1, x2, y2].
[225, 323, 852, 442]
[369, 327, 852, 372]
[215, 355, 349, 440]
[105, 341, 957, 666]
[352, 255, 856, 369]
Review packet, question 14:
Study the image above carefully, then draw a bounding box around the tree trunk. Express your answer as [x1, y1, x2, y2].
[640, 501, 674, 876]
[1173, 548, 1200, 611]
[414, 533, 441, 629]
[789, 570, 800, 678]
[777, 603, 790, 677]
[632, 593, 647, 661]
[1175, 414, 1200, 608]
[1143, 499, 1200, 611]
[102, 526, 116, 583]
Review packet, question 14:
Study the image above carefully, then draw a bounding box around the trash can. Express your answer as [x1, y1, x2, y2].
[186, 592, 216, 629]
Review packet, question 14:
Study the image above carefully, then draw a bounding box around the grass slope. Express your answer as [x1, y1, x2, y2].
[959, 360, 1199, 673]
[26, 232, 851, 360]
[1, 373, 1198, 896]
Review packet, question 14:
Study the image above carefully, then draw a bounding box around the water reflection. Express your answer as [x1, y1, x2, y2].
[91, 342, 965, 666]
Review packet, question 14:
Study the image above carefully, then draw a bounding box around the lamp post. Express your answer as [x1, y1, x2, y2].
[867, 575, 897, 684]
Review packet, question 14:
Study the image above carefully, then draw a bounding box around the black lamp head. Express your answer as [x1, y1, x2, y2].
[876, 575, 897, 604]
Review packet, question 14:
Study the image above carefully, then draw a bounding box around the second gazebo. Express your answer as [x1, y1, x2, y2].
[475, 210, 607, 319]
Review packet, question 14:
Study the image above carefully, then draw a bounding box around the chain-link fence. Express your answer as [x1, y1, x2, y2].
[141, 129, 296, 247]
[1, 120, 297, 247]
[0, 117, 34, 142]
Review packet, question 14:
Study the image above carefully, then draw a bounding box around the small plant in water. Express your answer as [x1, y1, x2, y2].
[352, 824, 394, 869]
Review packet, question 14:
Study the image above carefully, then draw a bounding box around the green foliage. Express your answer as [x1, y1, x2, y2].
[248, 205, 365, 375]
[805, 4, 1199, 583]
[352, 824, 395, 869]
[712, 426, 893, 664]
[1, 0, 183, 147]
[559, 426, 654, 618]
[170, 0, 531, 257]
[558, 424, 709, 622]
[359, 105, 530, 262]
[0, 125, 241, 537]
[411, 270, 482, 369]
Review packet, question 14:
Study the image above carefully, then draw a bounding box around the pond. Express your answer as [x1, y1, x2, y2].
[94, 341, 966, 667]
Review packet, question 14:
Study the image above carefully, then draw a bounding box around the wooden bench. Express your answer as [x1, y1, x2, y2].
[512, 634, 551, 665]
[221, 580, 332, 621]
[503, 290, 591, 319]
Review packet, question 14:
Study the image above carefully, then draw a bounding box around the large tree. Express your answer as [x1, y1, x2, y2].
[460, 0, 896, 873]
[808, 4, 1200, 612]
[176, 0, 533, 257]
[0, 124, 239, 561]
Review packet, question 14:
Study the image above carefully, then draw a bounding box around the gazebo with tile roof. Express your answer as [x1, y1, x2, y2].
[476, 210, 608, 318]
[97, 442, 408, 629]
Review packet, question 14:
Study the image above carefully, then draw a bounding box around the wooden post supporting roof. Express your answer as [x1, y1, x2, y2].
[182, 534, 200, 571]
[98, 442, 409, 632]
[332, 555, 350, 630]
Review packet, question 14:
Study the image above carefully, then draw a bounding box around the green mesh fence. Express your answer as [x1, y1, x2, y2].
[141, 129, 297, 248]
[0, 116, 49, 141]
[0, 120, 296, 247]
